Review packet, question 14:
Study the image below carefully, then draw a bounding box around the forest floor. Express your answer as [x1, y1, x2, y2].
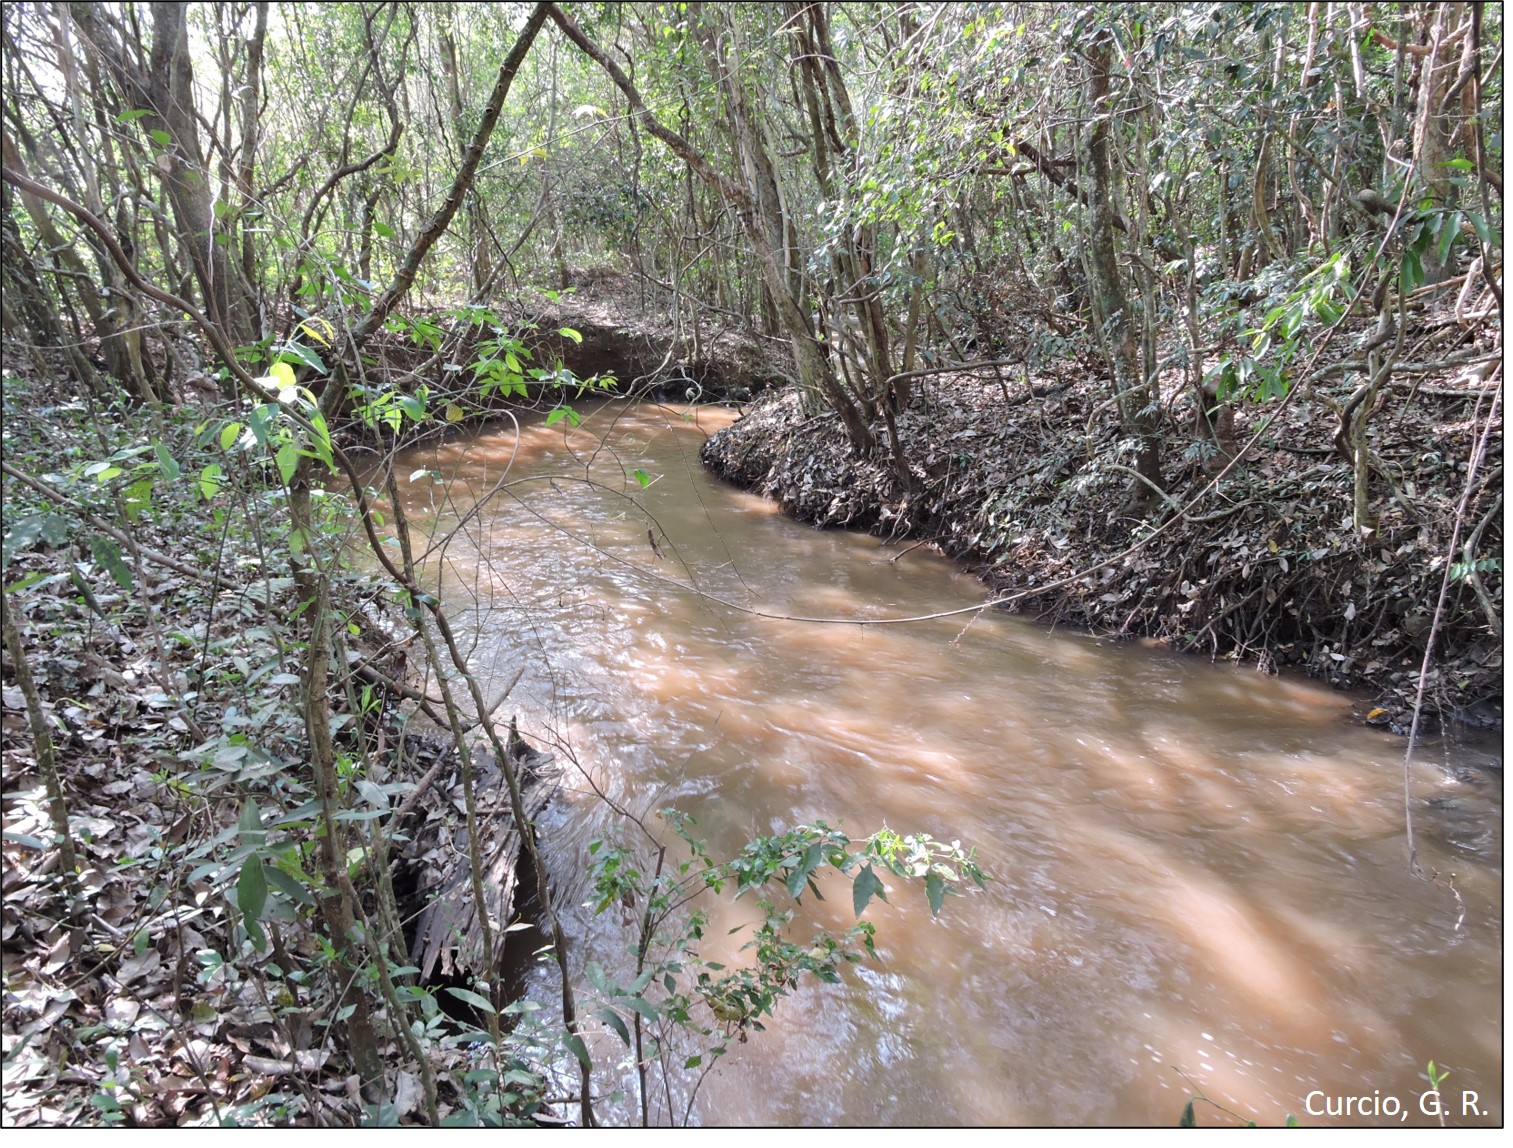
[0, 373, 549, 1126]
[693, 296, 1503, 740]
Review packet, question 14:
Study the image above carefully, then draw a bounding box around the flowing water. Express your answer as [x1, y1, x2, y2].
[385, 401, 1501, 1127]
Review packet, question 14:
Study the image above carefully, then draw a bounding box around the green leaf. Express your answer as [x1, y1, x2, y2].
[149, 128, 171, 147]
[263, 865, 314, 906]
[122, 476, 154, 520]
[786, 842, 823, 901]
[219, 422, 242, 450]
[559, 327, 584, 344]
[370, 1102, 406, 1127]
[69, 565, 107, 619]
[851, 863, 886, 917]
[563, 1033, 592, 1072]
[89, 536, 133, 589]
[152, 443, 181, 480]
[116, 109, 151, 123]
[924, 871, 945, 916]
[270, 361, 296, 390]
[632, 469, 652, 489]
[545, 404, 581, 428]
[307, 411, 334, 468]
[276, 442, 299, 485]
[278, 342, 327, 374]
[1436, 211, 1462, 266]
[373, 221, 396, 239]
[246, 405, 273, 447]
[1399, 249, 1424, 294]
[238, 798, 265, 845]
[443, 986, 497, 1014]
[622, 996, 660, 1023]
[39, 514, 70, 547]
[586, 960, 611, 994]
[3, 515, 45, 567]
[236, 856, 268, 921]
[595, 1006, 631, 1046]
[198, 463, 224, 501]
[84, 461, 124, 483]
[5, 572, 47, 594]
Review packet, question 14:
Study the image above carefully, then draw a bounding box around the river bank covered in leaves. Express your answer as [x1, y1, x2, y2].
[0, 382, 568, 1126]
[700, 315, 1502, 739]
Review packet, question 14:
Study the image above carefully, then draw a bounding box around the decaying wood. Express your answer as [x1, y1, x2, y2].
[408, 725, 561, 980]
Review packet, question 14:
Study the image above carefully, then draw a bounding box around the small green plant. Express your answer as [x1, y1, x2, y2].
[88, 1047, 128, 1125]
[1177, 1096, 1298, 1128]
[583, 814, 987, 1125]
[1208, 252, 1354, 404]
[213, 360, 336, 487]
[1450, 557, 1499, 582]
[1425, 1060, 1449, 1127]
[1176, 1067, 1296, 1127]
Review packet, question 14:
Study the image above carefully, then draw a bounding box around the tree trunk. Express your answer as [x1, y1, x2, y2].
[143, 3, 257, 344]
[1, 194, 99, 390]
[1411, 3, 1469, 284]
[237, 3, 269, 299]
[284, 519, 387, 1095]
[548, 3, 875, 452]
[1084, 30, 1162, 502]
[71, 3, 258, 348]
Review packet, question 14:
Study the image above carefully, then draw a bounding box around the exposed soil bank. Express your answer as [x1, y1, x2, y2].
[700, 355, 1502, 737]
[532, 268, 791, 401]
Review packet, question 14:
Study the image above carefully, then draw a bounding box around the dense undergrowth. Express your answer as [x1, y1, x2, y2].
[2, 381, 423, 1126]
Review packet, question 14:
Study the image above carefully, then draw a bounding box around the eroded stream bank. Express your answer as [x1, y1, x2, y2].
[391, 401, 1501, 1127]
[700, 380, 1502, 736]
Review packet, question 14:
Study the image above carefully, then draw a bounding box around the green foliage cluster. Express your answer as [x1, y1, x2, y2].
[583, 813, 987, 1118]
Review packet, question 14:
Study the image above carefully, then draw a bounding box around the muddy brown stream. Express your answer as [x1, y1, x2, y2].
[386, 401, 1501, 1127]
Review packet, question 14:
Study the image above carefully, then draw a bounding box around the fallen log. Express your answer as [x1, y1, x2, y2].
[407, 722, 561, 980]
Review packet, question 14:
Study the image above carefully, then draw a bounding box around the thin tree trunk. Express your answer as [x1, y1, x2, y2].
[2, 589, 82, 909]
[237, 2, 269, 300]
[284, 533, 387, 1095]
[1412, 3, 1468, 284]
[1084, 30, 1162, 501]
[547, 3, 875, 451]
[71, 3, 258, 347]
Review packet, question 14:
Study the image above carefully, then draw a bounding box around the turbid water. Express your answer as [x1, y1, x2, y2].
[385, 401, 1501, 1127]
